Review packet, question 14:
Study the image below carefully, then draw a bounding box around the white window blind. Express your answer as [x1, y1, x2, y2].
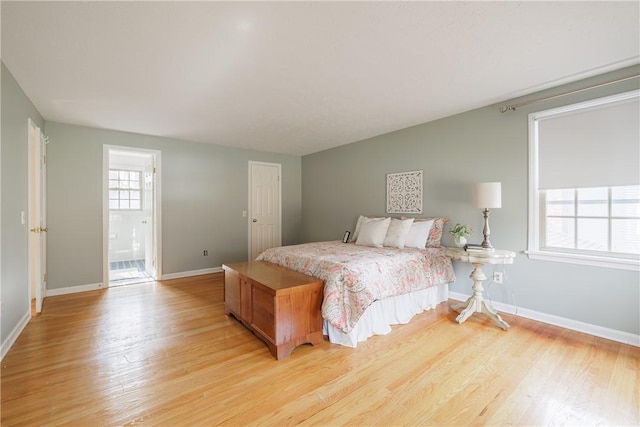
[536, 92, 639, 190]
[528, 90, 640, 271]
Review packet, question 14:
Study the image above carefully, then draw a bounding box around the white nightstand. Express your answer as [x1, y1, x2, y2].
[445, 246, 516, 330]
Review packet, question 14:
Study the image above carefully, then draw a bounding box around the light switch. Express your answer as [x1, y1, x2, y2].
[21, 211, 26, 225]
[242, 210, 247, 217]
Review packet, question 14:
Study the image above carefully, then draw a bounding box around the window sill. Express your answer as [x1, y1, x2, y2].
[526, 250, 640, 271]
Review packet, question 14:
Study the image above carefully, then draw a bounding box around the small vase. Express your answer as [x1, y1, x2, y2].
[454, 235, 467, 247]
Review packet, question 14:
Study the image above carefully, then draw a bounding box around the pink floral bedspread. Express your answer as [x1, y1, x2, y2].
[256, 241, 456, 334]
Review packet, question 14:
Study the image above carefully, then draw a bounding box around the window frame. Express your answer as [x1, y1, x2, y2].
[527, 90, 640, 271]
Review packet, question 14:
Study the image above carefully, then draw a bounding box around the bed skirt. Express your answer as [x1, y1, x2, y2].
[323, 283, 449, 348]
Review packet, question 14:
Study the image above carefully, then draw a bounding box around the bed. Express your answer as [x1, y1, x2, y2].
[256, 236, 455, 347]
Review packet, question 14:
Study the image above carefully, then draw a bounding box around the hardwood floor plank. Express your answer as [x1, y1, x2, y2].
[610, 342, 640, 423]
[1, 273, 638, 426]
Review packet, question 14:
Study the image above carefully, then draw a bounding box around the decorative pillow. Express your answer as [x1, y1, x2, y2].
[383, 218, 414, 249]
[422, 217, 449, 247]
[356, 217, 391, 248]
[404, 219, 434, 249]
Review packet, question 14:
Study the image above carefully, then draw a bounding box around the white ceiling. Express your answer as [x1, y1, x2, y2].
[2, 1, 639, 156]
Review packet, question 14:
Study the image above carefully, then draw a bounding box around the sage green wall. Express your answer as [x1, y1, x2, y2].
[301, 66, 640, 335]
[44, 122, 302, 290]
[1, 63, 45, 345]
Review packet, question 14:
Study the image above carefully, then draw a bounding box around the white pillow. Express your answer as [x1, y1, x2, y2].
[356, 217, 391, 248]
[350, 215, 367, 242]
[383, 218, 414, 249]
[404, 219, 434, 249]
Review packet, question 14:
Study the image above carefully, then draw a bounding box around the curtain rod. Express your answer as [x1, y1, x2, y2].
[499, 73, 640, 113]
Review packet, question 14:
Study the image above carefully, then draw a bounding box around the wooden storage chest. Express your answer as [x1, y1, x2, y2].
[222, 261, 324, 359]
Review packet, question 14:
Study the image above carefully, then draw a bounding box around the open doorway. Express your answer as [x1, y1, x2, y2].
[103, 146, 161, 287]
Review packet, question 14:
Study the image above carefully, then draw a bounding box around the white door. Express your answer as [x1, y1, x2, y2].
[28, 119, 47, 314]
[249, 162, 281, 260]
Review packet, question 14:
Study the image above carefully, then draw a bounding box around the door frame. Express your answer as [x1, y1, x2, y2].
[103, 145, 162, 286]
[247, 161, 282, 260]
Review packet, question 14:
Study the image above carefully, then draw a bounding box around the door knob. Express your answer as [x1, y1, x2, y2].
[252, 219, 257, 223]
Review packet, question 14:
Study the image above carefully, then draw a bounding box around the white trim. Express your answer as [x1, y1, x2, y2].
[1, 311, 31, 360]
[103, 146, 109, 287]
[530, 89, 639, 120]
[43, 266, 222, 296]
[27, 118, 38, 309]
[160, 267, 223, 280]
[527, 250, 639, 271]
[154, 154, 163, 282]
[527, 113, 540, 259]
[46, 282, 104, 297]
[449, 291, 640, 347]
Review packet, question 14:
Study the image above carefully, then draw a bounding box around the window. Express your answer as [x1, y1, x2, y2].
[528, 90, 640, 271]
[109, 169, 142, 210]
[543, 186, 640, 254]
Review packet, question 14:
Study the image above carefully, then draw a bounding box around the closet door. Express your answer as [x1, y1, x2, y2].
[249, 162, 281, 260]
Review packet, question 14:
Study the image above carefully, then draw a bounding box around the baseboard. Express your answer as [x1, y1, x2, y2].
[2, 267, 221, 360]
[449, 291, 640, 347]
[1, 310, 30, 360]
[46, 282, 104, 297]
[44, 268, 223, 297]
[160, 267, 223, 280]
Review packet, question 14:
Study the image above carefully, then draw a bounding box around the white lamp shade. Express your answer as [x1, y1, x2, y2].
[473, 182, 502, 209]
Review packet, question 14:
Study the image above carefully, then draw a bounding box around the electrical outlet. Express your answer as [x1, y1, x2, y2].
[493, 271, 503, 284]
[203, 250, 208, 256]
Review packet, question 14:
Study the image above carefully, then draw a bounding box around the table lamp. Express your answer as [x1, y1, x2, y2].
[473, 182, 501, 250]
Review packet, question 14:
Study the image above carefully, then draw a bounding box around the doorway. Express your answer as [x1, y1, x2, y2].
[103, 146, 161, 287]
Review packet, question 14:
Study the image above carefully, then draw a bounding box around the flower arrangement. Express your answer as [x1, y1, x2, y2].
[449, 223, 473, 238]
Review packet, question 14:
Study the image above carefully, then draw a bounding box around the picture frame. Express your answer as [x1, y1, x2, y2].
[342, 230, 351, 243]
[386, 170, 423, 214]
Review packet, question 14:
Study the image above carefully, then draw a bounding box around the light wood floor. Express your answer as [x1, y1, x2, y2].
[2, 273, 638, 426]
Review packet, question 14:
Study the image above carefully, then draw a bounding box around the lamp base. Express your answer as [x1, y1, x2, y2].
[480, 239, 493, 248]
[481, 208, 494, 250]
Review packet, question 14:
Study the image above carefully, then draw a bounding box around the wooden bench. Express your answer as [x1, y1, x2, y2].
[222, 261, 324, 360]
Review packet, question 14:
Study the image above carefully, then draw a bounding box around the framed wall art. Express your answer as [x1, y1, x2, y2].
[386, 170, 423, 214]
